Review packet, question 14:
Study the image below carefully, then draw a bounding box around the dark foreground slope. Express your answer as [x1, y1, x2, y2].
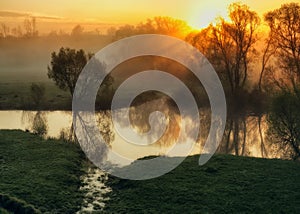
[0, 130, 85, 213]
[1, 130, 300, 213]
[105, 154, 300, 213]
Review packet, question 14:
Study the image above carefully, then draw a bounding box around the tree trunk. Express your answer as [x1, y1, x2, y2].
[225, 119, 233, 154]
[233, 119, 239, 156]
[241, 119, 246, 156]
[258, 115, 268, 158]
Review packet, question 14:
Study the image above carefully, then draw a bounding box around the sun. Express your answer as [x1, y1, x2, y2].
[187, 10, 222, 30]
[185, 1, 229, 30]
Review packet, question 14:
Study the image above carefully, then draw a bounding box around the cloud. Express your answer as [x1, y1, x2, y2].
[34, 15, 63, 20]
[0, 11, 29, 17]
[0, 10, 63, 20]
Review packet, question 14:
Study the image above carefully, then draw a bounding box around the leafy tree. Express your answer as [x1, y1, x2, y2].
[71, 24, 84, 37]
[114, 24, 136, 40]
[268, 90, 300, 160]
[48, 47, 89, 141]
[47, 47, 90, 96]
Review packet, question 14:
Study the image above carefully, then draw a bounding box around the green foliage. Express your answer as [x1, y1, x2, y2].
[47, 47, 89, 95]
[268, 90, 300, 159]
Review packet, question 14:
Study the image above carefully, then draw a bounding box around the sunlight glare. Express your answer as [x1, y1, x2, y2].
[185, 1, 230, 30]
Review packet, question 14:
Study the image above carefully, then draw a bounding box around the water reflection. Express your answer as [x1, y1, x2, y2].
[23, 111, 48, 137]
[0, 103, 284, 164]
[0, 111, 72, 138]
[217, 116, 275, 158]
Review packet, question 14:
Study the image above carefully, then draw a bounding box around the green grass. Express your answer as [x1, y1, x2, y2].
[104, 155, 300, 213]
[0, 207, 12, 214]
[0, 82, 71, 110]
[0, 193, 40, 213]
[1, 130, 300, 213]
[0, 130, 85, 213]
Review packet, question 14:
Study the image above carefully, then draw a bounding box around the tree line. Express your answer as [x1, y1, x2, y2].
[0, 17, 38, 38]
[46, 2, 300, 159]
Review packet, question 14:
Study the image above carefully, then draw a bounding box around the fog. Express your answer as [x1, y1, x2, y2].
[0, 35, 112, 82]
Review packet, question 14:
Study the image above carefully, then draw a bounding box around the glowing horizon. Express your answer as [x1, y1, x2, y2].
[0, 0, 297, 33]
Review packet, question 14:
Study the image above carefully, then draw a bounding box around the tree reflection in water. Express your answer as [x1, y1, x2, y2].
[21, 111, 48, 137]
[93, 97, 283, 163]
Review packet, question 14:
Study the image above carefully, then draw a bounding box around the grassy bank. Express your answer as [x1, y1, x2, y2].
[0, 130, 85, 213]
[1, 130, 300, 213]
[105, 155, 300, 213]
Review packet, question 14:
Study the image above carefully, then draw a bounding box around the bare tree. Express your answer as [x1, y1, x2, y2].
[0, 23, 10, 38]
[265, 3, 300, 160]
[265, 3, 300, 94]
[186, 3, 261, 156]
[258, 33, 277, 92]
[211, 3, 260, 94]
[24, 17, 38, 37]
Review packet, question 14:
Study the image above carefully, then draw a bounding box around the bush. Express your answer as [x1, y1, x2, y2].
[268, 90, 300, 160]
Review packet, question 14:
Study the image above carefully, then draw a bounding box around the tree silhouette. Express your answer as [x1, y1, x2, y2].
[211, 3, 260, 95]
[47, 47, 90, 96]
[71, 24, 84, 37]
[113, 16, 190, 40]
[265, 3, 300, 93]
[0, 23, 10, 38]
[265, 3, 300, 160]
[187, 3, 260, 155]
[23, 17, 38, 37]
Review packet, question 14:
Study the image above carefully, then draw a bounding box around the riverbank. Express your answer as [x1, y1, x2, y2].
[0, 130, 85, 213]
[104, 155, 300, 213]
[1, 130, 300, 213]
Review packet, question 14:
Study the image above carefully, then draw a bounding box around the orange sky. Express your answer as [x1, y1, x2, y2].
[0, 0, 298, 34]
